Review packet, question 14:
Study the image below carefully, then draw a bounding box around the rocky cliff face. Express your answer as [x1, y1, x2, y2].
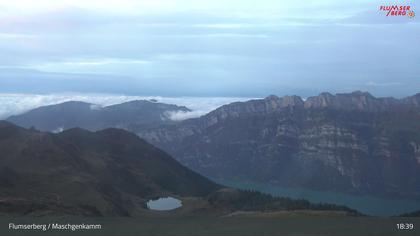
[138, 92, 420, 199]
[303, 91, 419, 111]
[403, 93, 420, 107]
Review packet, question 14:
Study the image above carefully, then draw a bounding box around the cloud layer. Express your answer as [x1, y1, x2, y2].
[0, 93, 253, 119]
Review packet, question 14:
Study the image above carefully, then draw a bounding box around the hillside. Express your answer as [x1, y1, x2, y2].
[0, 121, 217, 216]
[0, 121, 359, 216]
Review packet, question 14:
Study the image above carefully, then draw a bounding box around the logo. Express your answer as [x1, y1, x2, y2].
[407, 10, 415, 18]
[379, 5, 415, 18]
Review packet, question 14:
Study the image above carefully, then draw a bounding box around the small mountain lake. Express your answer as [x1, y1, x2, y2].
[215, 179, 420, 216]
[147, 197, 182, 211]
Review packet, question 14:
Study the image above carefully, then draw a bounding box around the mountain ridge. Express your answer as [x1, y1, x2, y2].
[0, 121, 361, 216]
[5, 92, 420, 199]
[136, 92, 420, 199]
[7, 99, 190, 132]
[0, 121, 219, 216]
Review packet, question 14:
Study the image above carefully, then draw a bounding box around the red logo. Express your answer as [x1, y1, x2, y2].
[407, 10, 415, 18]
[379, 5, 415, 18]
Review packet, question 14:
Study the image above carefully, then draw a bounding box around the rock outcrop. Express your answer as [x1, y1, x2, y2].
[138, 92, 420, 199]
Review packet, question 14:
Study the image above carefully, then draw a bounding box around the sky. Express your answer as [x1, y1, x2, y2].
[0, 0, 419, 98]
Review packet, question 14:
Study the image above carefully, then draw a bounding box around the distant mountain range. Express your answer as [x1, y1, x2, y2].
[7, 100, 190, 132]
[137, 91, 420, 199]
[6, 92, 420, 200]
[0, 121, 357, 216]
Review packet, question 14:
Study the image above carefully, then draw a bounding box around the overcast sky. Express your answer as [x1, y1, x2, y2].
[0, 0, 419, 97]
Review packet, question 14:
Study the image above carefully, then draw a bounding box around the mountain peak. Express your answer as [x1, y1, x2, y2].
[403, 93, 420, 106]
[58, 101, 93, 106]
[264, 95, 303, 107]
[304, 91, 383, 111]
[106, 100, 191, 112]
[37, 101, 94, 110]
[348, 91, 374, 97]
[278, 95, 304, 107]
[264, 95, 280, 100]
[117, 99, 153, 105]
[319, 92, 334, 97]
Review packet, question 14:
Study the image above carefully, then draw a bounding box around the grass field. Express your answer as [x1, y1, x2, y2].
[1, 214, 420, 236]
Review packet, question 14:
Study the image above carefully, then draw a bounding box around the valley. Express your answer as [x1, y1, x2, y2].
[0, 121, 358, 217]
[3, 91, 420, 217]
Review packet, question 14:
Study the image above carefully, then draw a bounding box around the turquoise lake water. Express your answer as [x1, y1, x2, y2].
[147, 197, 182, 211]
[215, 179, 420, 216]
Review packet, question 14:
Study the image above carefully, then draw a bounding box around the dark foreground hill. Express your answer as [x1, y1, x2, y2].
[7, 100, 190, 132]
[0, 121, 359, 217]
[0, 121, 217, 216]
[399, 210, 420, 217]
